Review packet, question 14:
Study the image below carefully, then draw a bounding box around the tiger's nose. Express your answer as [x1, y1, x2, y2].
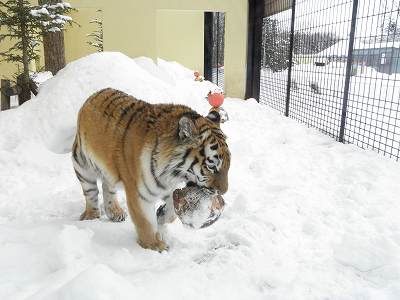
[213, 178, 228, 195]
[217, 184, 228, 195]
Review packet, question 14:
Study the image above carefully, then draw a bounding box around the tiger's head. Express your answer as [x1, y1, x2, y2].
[176, 110, 231, 195]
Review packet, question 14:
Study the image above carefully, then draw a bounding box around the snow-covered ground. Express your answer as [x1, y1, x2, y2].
[1, 52, 400, 299]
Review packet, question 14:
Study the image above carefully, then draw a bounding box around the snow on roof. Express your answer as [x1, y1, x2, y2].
[316, 40, 400, 57]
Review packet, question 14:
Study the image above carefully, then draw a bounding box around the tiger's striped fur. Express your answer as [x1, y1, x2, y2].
[72, 88, 231, 251]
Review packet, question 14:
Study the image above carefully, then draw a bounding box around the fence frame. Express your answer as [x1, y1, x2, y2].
[204, 11, 226, 89]
[284, 0, 296, 117]
[0, 76, 38, 111]
[338, 0, 359, 142]
[245, 0, 263, 100]
[204, 12, 213, 82]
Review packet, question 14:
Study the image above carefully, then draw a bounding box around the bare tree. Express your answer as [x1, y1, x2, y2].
[87, 9, 103, 52]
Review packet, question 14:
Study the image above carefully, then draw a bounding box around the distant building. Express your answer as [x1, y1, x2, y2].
[315, 40, 400, 75]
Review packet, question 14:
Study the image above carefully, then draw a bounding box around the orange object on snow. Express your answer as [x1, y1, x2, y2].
[207, 91, 224, 108]
[194, 70, 204, 82]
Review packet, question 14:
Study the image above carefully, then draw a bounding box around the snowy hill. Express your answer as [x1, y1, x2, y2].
[1, 52, 400, 300]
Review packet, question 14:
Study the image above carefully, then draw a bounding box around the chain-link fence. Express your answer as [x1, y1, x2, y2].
[260, 0, 400, 160]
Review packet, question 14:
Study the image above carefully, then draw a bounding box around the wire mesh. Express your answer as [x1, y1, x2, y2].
[289, 0, 354, 139]
[212, 67, 225, 89]
[211, 12, 225, 90]
[260, 1, 292, 113]
[260, 0, 400, 160]
[345, 0, 400, 159]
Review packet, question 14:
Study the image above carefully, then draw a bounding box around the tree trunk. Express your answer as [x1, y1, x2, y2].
[39, 0, 66, 75]
[42, 30, 66, 75]
[18, 0, 31, 104]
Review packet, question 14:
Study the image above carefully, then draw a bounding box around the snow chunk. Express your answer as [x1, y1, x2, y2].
[60, 15, 72, 21]
[52, 19, 66, 24]
[47, 3, 66, 10]
[30, 7, 49, 16]
[31, 71, 53, 85]
[48, 27, 61, 32]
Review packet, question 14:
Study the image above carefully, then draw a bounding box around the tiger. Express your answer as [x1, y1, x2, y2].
[71, 88, 231, 251]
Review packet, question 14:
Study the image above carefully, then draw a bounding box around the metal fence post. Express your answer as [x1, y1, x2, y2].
[245, 0, 263, 101]
[216, 12, 220, 86]
[339, 0, 359, 143]
[1, 79, 11, 111]
[285, 0, 296, 117]
[204, 12, 213, 81]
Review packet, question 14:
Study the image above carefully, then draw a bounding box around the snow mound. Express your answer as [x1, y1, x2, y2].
[0, 52, 215, 154]
[42, 264, 137, 300]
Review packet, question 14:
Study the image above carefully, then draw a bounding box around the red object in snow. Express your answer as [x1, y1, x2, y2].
[194, 70, 200, 78]
[207, 92, 224, 108]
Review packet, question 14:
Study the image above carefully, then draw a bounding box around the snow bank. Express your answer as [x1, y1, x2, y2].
[43, 264, 138, 300]
[0, 52, 214, 154]
[1, 52, 400, 299]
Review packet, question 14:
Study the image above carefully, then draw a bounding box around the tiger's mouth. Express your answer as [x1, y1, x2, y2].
[187, 181, 196, 187]
[186, 181, 218, 196]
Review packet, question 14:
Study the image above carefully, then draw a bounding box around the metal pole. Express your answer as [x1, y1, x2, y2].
[216, 13, 220, 86]
[204, 12, 213, 81]
[339, 0, 359, 142]
[245, 0, 264, 100]
[285, 0, 296, 117]
[1, 79, 11, 111]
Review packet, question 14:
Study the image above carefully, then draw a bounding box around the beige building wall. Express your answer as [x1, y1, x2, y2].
[155, 0, 248, 98]
[101, 0, 157, 59]
[156, 10, 204, 72]
[0, 27, 23, 80]
[1, 0, 248, 98]
[64, 8, 100, 63]
[67, 0, 249, 98]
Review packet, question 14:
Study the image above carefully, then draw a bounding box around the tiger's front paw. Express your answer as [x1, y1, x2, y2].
[138, 232, 169, 252]
[80, 208, 100, 220]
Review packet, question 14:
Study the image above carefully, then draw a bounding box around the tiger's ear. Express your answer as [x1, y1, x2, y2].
[178, 116, 199, 142]
[206, 110, 221, 125]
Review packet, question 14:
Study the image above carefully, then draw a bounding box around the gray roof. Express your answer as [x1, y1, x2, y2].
[316, 40, 400, 57]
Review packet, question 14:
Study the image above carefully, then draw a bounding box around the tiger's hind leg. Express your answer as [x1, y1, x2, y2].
[102, 180, 127, 222]
[72, 145, 100, 220]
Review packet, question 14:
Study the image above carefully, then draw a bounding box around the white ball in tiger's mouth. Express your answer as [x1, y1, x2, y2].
[173, 186, 225, 229]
